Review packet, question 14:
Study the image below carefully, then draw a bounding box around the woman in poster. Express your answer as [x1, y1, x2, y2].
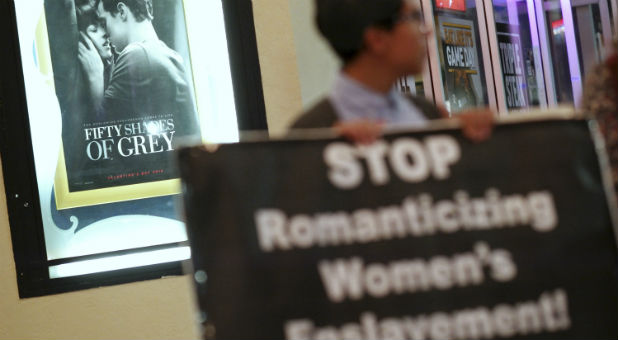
[45, 0, 113, 181]
[76, 6, 115, 117]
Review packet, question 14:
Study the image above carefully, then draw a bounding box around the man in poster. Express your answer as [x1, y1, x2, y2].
[85, 0, 199, 131]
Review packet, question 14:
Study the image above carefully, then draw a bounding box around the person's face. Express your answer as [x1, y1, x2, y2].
[377, 0, 432, 75]
[86, 22, 113, 61]
[96, 1, 128, 52]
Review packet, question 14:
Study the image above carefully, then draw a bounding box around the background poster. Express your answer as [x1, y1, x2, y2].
[496, 23, 529, 109]
[44, 0, 201, 195]
[437, 16, 484, 112]
[180, 119, 618, 339]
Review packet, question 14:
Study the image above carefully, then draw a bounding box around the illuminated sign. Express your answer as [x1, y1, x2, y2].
[436, 0, 466, 12]
[552, 19, 565, 35]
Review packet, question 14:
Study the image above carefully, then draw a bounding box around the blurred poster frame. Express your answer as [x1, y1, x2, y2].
[436, 16, 485, 111]
[0, 0, 265, 297]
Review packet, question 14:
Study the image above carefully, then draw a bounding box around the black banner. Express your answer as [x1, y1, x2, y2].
[179, 119, 618, 339]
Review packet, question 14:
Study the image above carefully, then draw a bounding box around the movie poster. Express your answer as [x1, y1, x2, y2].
[13, 0, 238, 265]
[43, 0, 201, 209]
[496, 23, 529, 109]
[437, 16, 485, 112]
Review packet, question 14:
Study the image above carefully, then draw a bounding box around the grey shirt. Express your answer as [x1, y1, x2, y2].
[291, 74, 441, 129]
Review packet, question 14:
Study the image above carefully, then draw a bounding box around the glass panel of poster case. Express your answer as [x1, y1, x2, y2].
[485, 0, 548, 112]
[5, 0, 244, 285]
[422, 0, 496, 113]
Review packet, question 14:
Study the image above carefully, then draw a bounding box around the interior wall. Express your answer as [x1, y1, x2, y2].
[253, 0, 304, 136]
[0, 0, 304, 338]
[0, 157, 201, 339]
[255, 0, 342, 134]
[288, 0, 341, 110]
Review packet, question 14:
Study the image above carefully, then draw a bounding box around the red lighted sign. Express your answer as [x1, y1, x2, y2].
[551, 18, 564, 29]
[436, 0, 466, 11]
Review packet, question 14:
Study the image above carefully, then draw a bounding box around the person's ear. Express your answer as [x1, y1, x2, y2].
[363, 27, 389, 56]
[117, 2, 129, 21]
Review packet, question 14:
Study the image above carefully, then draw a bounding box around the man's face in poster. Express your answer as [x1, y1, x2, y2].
[96, 1, 129, 52]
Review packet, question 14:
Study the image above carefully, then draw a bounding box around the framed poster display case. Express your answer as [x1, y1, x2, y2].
[0, 0, 266, 298]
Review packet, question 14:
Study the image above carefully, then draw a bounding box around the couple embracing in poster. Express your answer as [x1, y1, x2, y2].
[45, 0, 201, 194]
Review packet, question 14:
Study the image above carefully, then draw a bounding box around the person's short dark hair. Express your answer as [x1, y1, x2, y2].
[96, 0, 154, 22]
[77, 9, 101, 32]
[315, 0, 403, 63]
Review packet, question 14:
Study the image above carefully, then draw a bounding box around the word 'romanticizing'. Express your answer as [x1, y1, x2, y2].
[255, 189, 557, 253]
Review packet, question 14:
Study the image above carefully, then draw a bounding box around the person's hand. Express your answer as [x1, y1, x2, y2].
[334, 119, 385, 144]
[77, 32, 104, 88]
[457, 108, 494, 142]
[436, 104, 450, 118]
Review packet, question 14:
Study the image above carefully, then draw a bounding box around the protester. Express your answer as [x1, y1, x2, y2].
[582, 38, 618, 196]
[289, 0, 493, 143]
